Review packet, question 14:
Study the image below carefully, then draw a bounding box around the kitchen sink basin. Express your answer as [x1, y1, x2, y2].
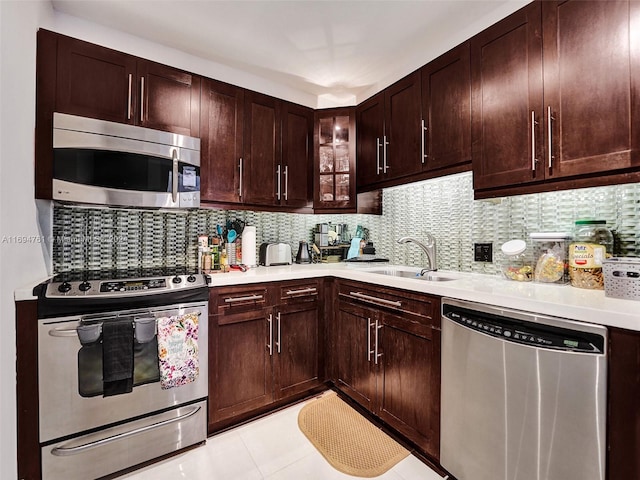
[366, 267, 460, 282]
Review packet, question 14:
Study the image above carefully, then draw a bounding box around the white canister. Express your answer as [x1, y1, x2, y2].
[241, 226, 257, 267]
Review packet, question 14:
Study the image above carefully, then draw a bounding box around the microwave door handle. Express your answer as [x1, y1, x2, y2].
[172, 148, 178, 204]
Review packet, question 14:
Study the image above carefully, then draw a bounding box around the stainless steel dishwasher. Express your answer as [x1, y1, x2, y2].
[440, 298, 607, 480]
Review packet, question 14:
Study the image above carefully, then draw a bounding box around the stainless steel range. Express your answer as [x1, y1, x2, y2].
[36, 268, 209, 480]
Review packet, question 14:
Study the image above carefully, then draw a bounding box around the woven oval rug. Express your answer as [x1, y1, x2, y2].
[298, 392, 410, 477]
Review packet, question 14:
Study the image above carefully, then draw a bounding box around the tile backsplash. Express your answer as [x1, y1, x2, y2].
[52, 172, 639, 274]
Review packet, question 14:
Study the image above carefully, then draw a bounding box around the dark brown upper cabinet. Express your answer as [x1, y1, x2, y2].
[242, 93, 313, 209]
[472, 0, 640, 197]
[281, 102, 314, 209]
[200, 79, 244, 204]
[54, 32, 200, 137]
[420, 41, 472, 175]
[356, 72, 422, 191]
[243, 91, 282, 206]
[314, 108, 357, 212]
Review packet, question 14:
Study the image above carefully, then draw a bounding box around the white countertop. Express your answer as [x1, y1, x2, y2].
[16, 263, 640, 331]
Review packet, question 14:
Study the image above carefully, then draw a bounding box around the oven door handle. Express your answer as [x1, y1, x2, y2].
[48, 328, 79, 337]
[51, 405, 202, 456]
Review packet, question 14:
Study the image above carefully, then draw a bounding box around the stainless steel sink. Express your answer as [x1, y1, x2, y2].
[366, 267, 459, 282]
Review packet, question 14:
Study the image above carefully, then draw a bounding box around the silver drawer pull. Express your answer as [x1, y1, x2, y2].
[224, 294, 263, 303]
[51, 406, 201, 456]
[285, 287, 317, 296]
[349, 291, 402, 308]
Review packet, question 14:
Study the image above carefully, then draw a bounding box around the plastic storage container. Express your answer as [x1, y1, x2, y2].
[530, 233, 572, 284]
[569, 220, 613, 290]
[500, 240, 533, 281]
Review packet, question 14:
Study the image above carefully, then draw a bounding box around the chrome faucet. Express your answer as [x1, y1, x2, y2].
[397, 234, 437, 274]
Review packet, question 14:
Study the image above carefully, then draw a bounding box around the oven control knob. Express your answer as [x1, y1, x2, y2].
[187, 275, 197, 283]
[172, 276, 182, 284]
[58, 282, 72, 293]
[79, 281, 92, 292]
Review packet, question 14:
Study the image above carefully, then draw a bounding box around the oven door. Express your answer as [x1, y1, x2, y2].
[38, 302, 208, 443]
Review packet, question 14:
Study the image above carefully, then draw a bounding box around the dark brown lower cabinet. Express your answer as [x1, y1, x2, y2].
[208, 281, 323, 431]
[333, 280, 441, 459]
[607, 327, 640, 480]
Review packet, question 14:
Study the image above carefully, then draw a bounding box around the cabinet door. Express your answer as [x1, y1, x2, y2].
[56, 35, 137, 124]
[356, 93, 385, 189]
[200, 79, 244, 203]
[608, 327, 640, 480]
[471, 2, 544, 190]
[542, 0, 639, 178]
[209, 286, 272, 425]
[334, 300, 377, 412]
[314, 108, 356, 211]
[137, 60, 200, 137]
[273, 301, 320, 400]
[378, 317, 440, 458]
[281, 102, 313, 208]
[384, 71, 423, 180]
[422, 42, 472, 173]
[243, 91, 281, 206]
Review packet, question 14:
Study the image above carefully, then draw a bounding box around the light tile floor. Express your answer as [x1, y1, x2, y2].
[120, 396, 445, 480]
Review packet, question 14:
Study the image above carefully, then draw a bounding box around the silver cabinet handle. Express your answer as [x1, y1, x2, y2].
[276, 311, 281, 354]
[374, 319, 383, 365]
[285, 287, 317, 296]
[224, 294, 263, 303]
[238, 157, 243, 198]
[376, 137, 382, 174]
[421, 119, 428, 164]
[276, 164, 281, 200]
[349, 291, 402, 308]
[383, 135, 389, 173]
[171, 148, 178, 204]
[531, 110, 538, 171]
[547, 106, 554, 169]
[51, 405, 201, 456]
[127, 73, 132, 120]
[140, 76, 145, 123]
[367, 318, 374, 362]
[283, 165, 288, 201]
[267, 313, 273, 356]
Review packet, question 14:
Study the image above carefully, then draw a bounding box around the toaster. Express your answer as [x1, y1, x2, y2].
[259, 243, 292, 266]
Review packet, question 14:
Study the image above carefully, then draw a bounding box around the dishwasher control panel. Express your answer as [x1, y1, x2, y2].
[443, 304, 605, 354]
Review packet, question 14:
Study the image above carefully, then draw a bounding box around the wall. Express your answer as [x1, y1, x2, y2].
[54, 172, 640, 276]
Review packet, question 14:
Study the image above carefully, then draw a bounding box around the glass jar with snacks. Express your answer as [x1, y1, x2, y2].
[569, 220, 613, 289]
[500, 240, 533, 282]
[530, 233, 572, 284]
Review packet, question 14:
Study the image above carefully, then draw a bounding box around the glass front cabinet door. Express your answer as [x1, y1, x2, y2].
[314, 108, 356, 211]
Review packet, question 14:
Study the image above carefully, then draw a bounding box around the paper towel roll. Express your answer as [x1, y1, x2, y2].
[241, 226, 257, 267]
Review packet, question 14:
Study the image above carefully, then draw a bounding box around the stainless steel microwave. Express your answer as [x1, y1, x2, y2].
[52, 113, 200, 209]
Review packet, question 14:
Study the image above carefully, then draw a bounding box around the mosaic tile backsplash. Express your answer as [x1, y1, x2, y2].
[52, 172, 640, 274]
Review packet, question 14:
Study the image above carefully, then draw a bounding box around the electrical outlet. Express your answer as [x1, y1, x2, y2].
[474, 243, 493, 263]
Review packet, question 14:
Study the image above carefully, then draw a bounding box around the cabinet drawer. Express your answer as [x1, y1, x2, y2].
[276, 280, 321, 304]
[211, 285, 269, 316]
[338, 280, 440, 328]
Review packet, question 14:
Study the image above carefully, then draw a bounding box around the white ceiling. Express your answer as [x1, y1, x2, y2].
[51, 0, 530, 107]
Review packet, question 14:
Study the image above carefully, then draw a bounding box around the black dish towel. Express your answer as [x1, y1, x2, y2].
[102, 318, 134, 397]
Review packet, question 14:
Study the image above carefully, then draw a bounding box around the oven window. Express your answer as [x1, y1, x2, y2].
[77, 338, 160, 397]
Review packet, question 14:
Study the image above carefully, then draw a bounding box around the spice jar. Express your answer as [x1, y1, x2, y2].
[500, 240, 533, 282]
[569, 220, 613, 289]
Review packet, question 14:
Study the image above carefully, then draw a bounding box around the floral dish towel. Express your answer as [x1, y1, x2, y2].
[157, 313, 199, 389]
